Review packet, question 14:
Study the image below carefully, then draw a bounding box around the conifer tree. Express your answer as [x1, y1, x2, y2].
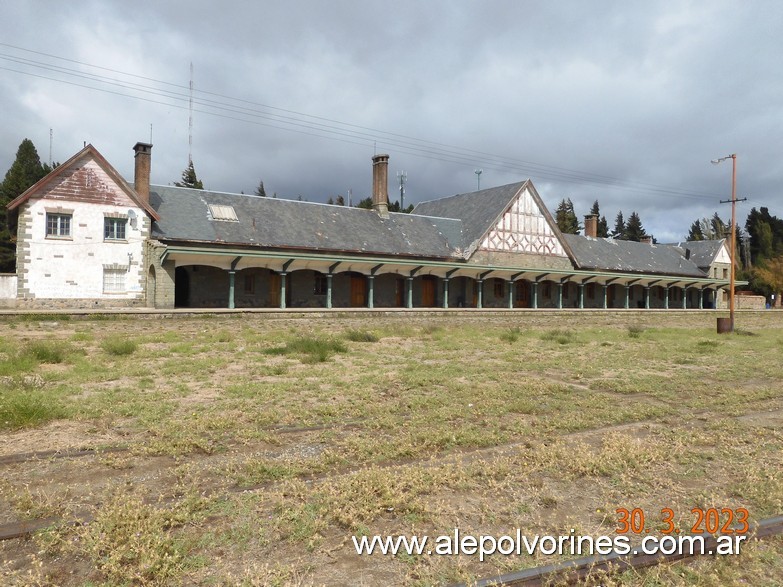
[0, 139, 52, 272]
[174, 161, 204, 189]
[555, 198, 580, 234]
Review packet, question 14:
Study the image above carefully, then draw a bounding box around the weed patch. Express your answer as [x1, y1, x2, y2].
[101, 336, 139, 356]
[265, 336, 347, 363]
[541, 328, 576, 345]
[344, 329, 379, 343]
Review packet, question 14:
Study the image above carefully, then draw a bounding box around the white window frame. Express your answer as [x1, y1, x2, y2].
[46, 213, 72, 238]
[104, 217, 128, 241]
[103, 268, 126, 293]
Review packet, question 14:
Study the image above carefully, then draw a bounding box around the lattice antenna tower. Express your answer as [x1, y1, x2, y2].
[397, 171, 407, 210]
[188, 62, 194, 165]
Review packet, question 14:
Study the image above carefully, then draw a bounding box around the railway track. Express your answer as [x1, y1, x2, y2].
[453, 515, 783, 586]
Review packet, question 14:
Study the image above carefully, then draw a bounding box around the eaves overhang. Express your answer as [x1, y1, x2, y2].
[158, 244, 737, 288]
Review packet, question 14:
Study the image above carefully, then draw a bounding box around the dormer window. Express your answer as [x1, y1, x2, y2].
[208, 204, 238, 222]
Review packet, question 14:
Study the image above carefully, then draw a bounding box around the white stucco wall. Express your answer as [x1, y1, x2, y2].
[0, 274, 17, 299]
[20, 197, 147, 300]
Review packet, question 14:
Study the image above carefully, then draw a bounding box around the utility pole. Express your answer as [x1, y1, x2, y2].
[475, 168, 483, 191]
[397, 171, 407, 211]
[712, 154, 747, 332]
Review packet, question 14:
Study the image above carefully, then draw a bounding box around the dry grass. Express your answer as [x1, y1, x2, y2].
[0, 311, 781, 586]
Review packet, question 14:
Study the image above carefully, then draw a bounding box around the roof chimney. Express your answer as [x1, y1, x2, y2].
[584, 214, 598, 238]
[372, 154, 390, 219]
[133, 142, 152, 205]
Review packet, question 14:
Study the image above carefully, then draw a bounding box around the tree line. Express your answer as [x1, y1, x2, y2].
[554, 198, 649, 242]
[553, 196, 783, 298]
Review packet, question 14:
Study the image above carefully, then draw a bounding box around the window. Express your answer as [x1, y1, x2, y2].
[314, 273, 327, 295]
[46, 213, 71, 237]
[587, 283, 595, 300]
[244, 274, 255, 294]
[493, 279, 505, 298]
[103, 268, 126, 293]
[543, 283, 551, 298]
[722, 268, 728, 279]
[104, 218, 127, 241]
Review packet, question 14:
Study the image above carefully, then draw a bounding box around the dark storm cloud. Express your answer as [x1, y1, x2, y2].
[1, 1, 781, 242]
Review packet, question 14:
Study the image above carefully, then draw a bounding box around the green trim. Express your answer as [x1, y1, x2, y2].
[160, 245, 740, 288]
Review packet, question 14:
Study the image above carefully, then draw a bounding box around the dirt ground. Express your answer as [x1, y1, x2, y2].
[0, 310, 782, 586]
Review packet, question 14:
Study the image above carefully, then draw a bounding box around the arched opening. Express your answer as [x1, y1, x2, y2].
[174, 267, 190, 308]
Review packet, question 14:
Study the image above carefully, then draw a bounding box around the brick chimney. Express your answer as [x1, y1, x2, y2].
[372, 154, 390, 218]
[584, 214, 598, 238]
[133, 142, 152, 205]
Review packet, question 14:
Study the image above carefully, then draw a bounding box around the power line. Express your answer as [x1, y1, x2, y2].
[0, 43, 725, 202]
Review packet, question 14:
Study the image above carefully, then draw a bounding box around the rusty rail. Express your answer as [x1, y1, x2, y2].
[454, 515, 783, 587]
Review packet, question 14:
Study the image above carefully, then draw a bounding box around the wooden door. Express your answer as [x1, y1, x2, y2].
[422, 277, 436, 307]
[350, 274, 366, 307]
[515, 281, 529, 308]
[269, 273, 280, 307]
[396, 278, 404, 307]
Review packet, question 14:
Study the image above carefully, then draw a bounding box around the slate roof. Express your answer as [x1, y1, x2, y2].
[562, 234, 707, 277]
[149, 186, 462, 259]
[412, 181, 529, 250]
[665, 239, 726, 269]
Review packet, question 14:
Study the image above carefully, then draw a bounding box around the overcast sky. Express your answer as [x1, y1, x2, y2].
[2, 1, 781, 242]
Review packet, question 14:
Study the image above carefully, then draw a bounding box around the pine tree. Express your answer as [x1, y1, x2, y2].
[597, 216, 609, 238]
[0, 139, 51, 272]
[254, 180, 266, 197]
[613, 211, 625, 239]
[687, 220, 704, 241]
[624, 211, 647, 242]
[555, 198, 580, 234]
[589, 200, 609, 237]
[174, 161, 204, 189]
[335, 195, 345, 206]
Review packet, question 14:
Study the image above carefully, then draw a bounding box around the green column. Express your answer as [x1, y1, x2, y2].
[532, 281, 538, 309]
[406, 277, 413, 308]
[578, 284, 584, 309]
[557, 283, 563, 309]
[442, 278, 449, 309]
[476, 279, 483, 309]
[326, 274, 333, 309]
[682, 287, 687, 309]
[624, 285, 630, 309]
[644, 286, 650, 310]
[228, 270, 236, 309]
[367, 275, 375, 309]
[664, 286, 669, 310]
[508, 280, 514, 309]
[602, 285, 607, 309]
[699, 288, 704, 309]
[279, 272, 287, 309]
